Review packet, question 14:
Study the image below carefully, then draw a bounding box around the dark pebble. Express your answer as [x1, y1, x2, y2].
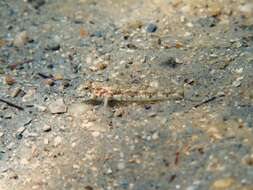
[84, 186, 93, 190]
[46, 42, 60, 51]
[160, 57, 179, 68]
[61, 80, 70, 88]
[197, 16, 219, 28]
[239, 24, 253, 32]
[8, 9, 16, 17]
[144, 105, 151, 110]
[120, 180, 129, 189]
[93, 31, 103, 37]
[146, 23, 157, 33]
[28, 0, 45, 9]
[15, 133, 23, 140]
[47, 63, 54, 69]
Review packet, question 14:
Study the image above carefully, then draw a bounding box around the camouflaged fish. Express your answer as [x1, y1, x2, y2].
[78, 81, 184, 107]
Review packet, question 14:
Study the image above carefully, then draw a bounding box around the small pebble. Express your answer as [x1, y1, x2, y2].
[96, 63, 107, 70]
[106, 168, 113, 174]
[35, 104, 47, 112]
[208, 4, 221, 16]
[53, 73, 64, 80]
[92, 131, 100, 137]
[0, 67, 4, 74]
[239, 3, 253, 15]
[0, 165, 9, 173]
[86, 56, 92, 64]
[80, 27, 89, 37]
[152, 132, 159, 140]
[5, 75, 16, 85]
[15, 127, 26, 139]
[160, 57, 180, 68]
[117, 162, 126, 170]
[146, 23, 157, 33]
[46, 41, 60, 51]
[44, 78, 54, 86]
[93, 31, 103, 37]
[207, 127, 222, 140]
[68, 103, 91, 117]
[22, 89, 36, 102]
[114, 108, 124, 117]
[126, 20, 143, 29]
[4, 114, 13, 119]
[235, 68, 243, 74]
[48, 98, 67, 114]
[0, 39, 6, 48]
[149, 81, 159, 88]
[8, 170, 18, 179]
[23, 131, 38, 138]
[44, 138, 49, 145]
[148, 112, 157, 117]
[186, 185, 198, 190]
[242, 154, 253, 166]
[11, 87, 21, 97]
[186, 22, 194, 27]
[7, 142, 15, 150]
[72, 164, 80, 169]
[43, 125, 51, 132]
[54, 136, 62, 147]
[27, 0, 45, 9]
[13, 31, 29, 48]
[59, 80, 70, 91]
[212, 178, 235, 189]
[84, 186, 93, 190]
[232, 80, 241, 87]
